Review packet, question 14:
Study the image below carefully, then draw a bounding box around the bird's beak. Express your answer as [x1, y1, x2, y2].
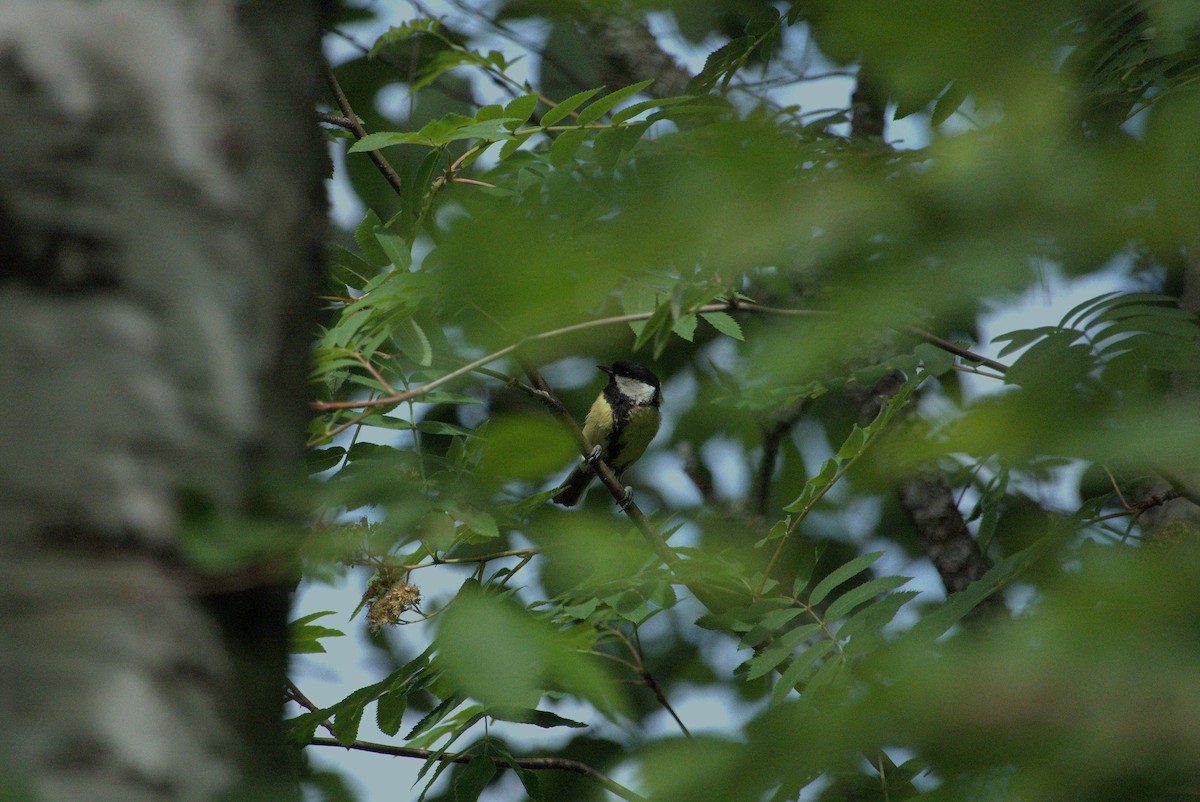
[597, 364, 613, 375]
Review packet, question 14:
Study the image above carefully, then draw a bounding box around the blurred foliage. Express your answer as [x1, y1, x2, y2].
[295, 1, 1200, 800]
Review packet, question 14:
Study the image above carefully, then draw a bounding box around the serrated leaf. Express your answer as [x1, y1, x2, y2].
[633, 301, 672, 353]
[808, 551, 884, 607]
[288, 610, 344, 654]
[576, 80, 654, 126]
[393, 317, 433, 366]
[376, 689, 408, 737]
[330, 700, 365, 746]
[373, 227, 411, 271]
[454, 756, 496, 802]
[498, 131, 534, 160]
[745, 623, 821, 680]
[487, 740, 543, 800]
[824, 575, 911, 622]
[611, 94, 696, 125]
[503, 94, 539, 128]
[770, 640, 837, 704]
[549, 128, 586, 167]
[700, 311, 744, 341]
[405, 695, 464, 741]
[540, 88, 602, 126]
[284, 710, 326, 747]
[354, 209, 389, 266]
[673, 314, 698, 341]
[476, 104, 503, 121]
[347, 131, 413, 153]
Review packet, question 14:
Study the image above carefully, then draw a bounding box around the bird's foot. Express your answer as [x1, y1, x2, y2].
[618, 486, 634, 510]
[584, 445, 602, 465]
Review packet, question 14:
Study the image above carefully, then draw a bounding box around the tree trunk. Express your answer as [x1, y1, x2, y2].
[0, 2, 325, 799]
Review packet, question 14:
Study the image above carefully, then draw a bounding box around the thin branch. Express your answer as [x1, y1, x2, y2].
[631, 628, 692, 740]
[1084, 490, 1182, 526]
[307, 405, 376, 448]
[317, 112, 356, 130]
[350, 548, 541, 572]
[326, 27, 482, 109]
[442, 0, 593, 94]
[907, 327, 1009, 374]
[755, 399, 807, 516]
[1157, 469, 1200, 508]
[310, 300, 1007, 414]
[323, 63, 405, 198]
[308, 737, 650, 802]
[350, 351, 396, 395]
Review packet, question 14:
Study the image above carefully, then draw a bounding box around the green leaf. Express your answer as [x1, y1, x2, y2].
[931, 80, 970, 126]
[540, 88, 602, 126]
[611, 94, 696, 124]
[835, 425, 867, 460]
[373, 227, 411, 271]
[576, 80, 655, 125]
[405, 695, 464, 741]
[488, 708, 589, 729]
[1058, 291, 1122, 329]
[436, 583, 625, 716]
[824, 575, 912, 622]
[745, 623, 821, 680]
[770, 640, 837, 704]
[284, 710, 326, 747]
[306, 447, 346, 474]
[418, 421, 477, 437]
[330, 696, 367, 746]
[347, 131, 418, 153]
[633, 301, 673, 353]
[914, 342, 957, 376]
[503, 94, 539, 128]
[329, 245, 377, 290]
[808, 551, 884, 607]
[288, 610, 345, 654]
[991, 326, 1059, 358]
[376, 689, 408, 737]
[392, 317, 433, 367]
[549, 128, 587, 167]
[673, 313, 698, 341]
[454, 756, 496, 802]
[475, 104, 503, 121]
[487, 740, 543, 800]
[700, 311, 744, 340]
[462, 510, 499, 540]
[354, 209, 389, 266]
[498, 131, 534, 160]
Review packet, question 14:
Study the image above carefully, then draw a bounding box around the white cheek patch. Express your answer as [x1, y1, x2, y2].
[615, 375, 657, 404]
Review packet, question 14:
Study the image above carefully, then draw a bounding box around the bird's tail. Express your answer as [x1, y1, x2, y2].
[552, 465, 595, 506]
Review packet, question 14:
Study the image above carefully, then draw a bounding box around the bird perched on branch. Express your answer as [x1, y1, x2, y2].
[553, 361, 662, 507]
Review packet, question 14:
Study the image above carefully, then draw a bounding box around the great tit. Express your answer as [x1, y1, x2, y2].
[553, 360, 662, 507]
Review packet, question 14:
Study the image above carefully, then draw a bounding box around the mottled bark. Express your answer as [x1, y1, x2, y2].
[580, 7, 692, 99]
[0, 2, 325, 800]
[846, 372, 996, 603]
[844, 66, 999, 605]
